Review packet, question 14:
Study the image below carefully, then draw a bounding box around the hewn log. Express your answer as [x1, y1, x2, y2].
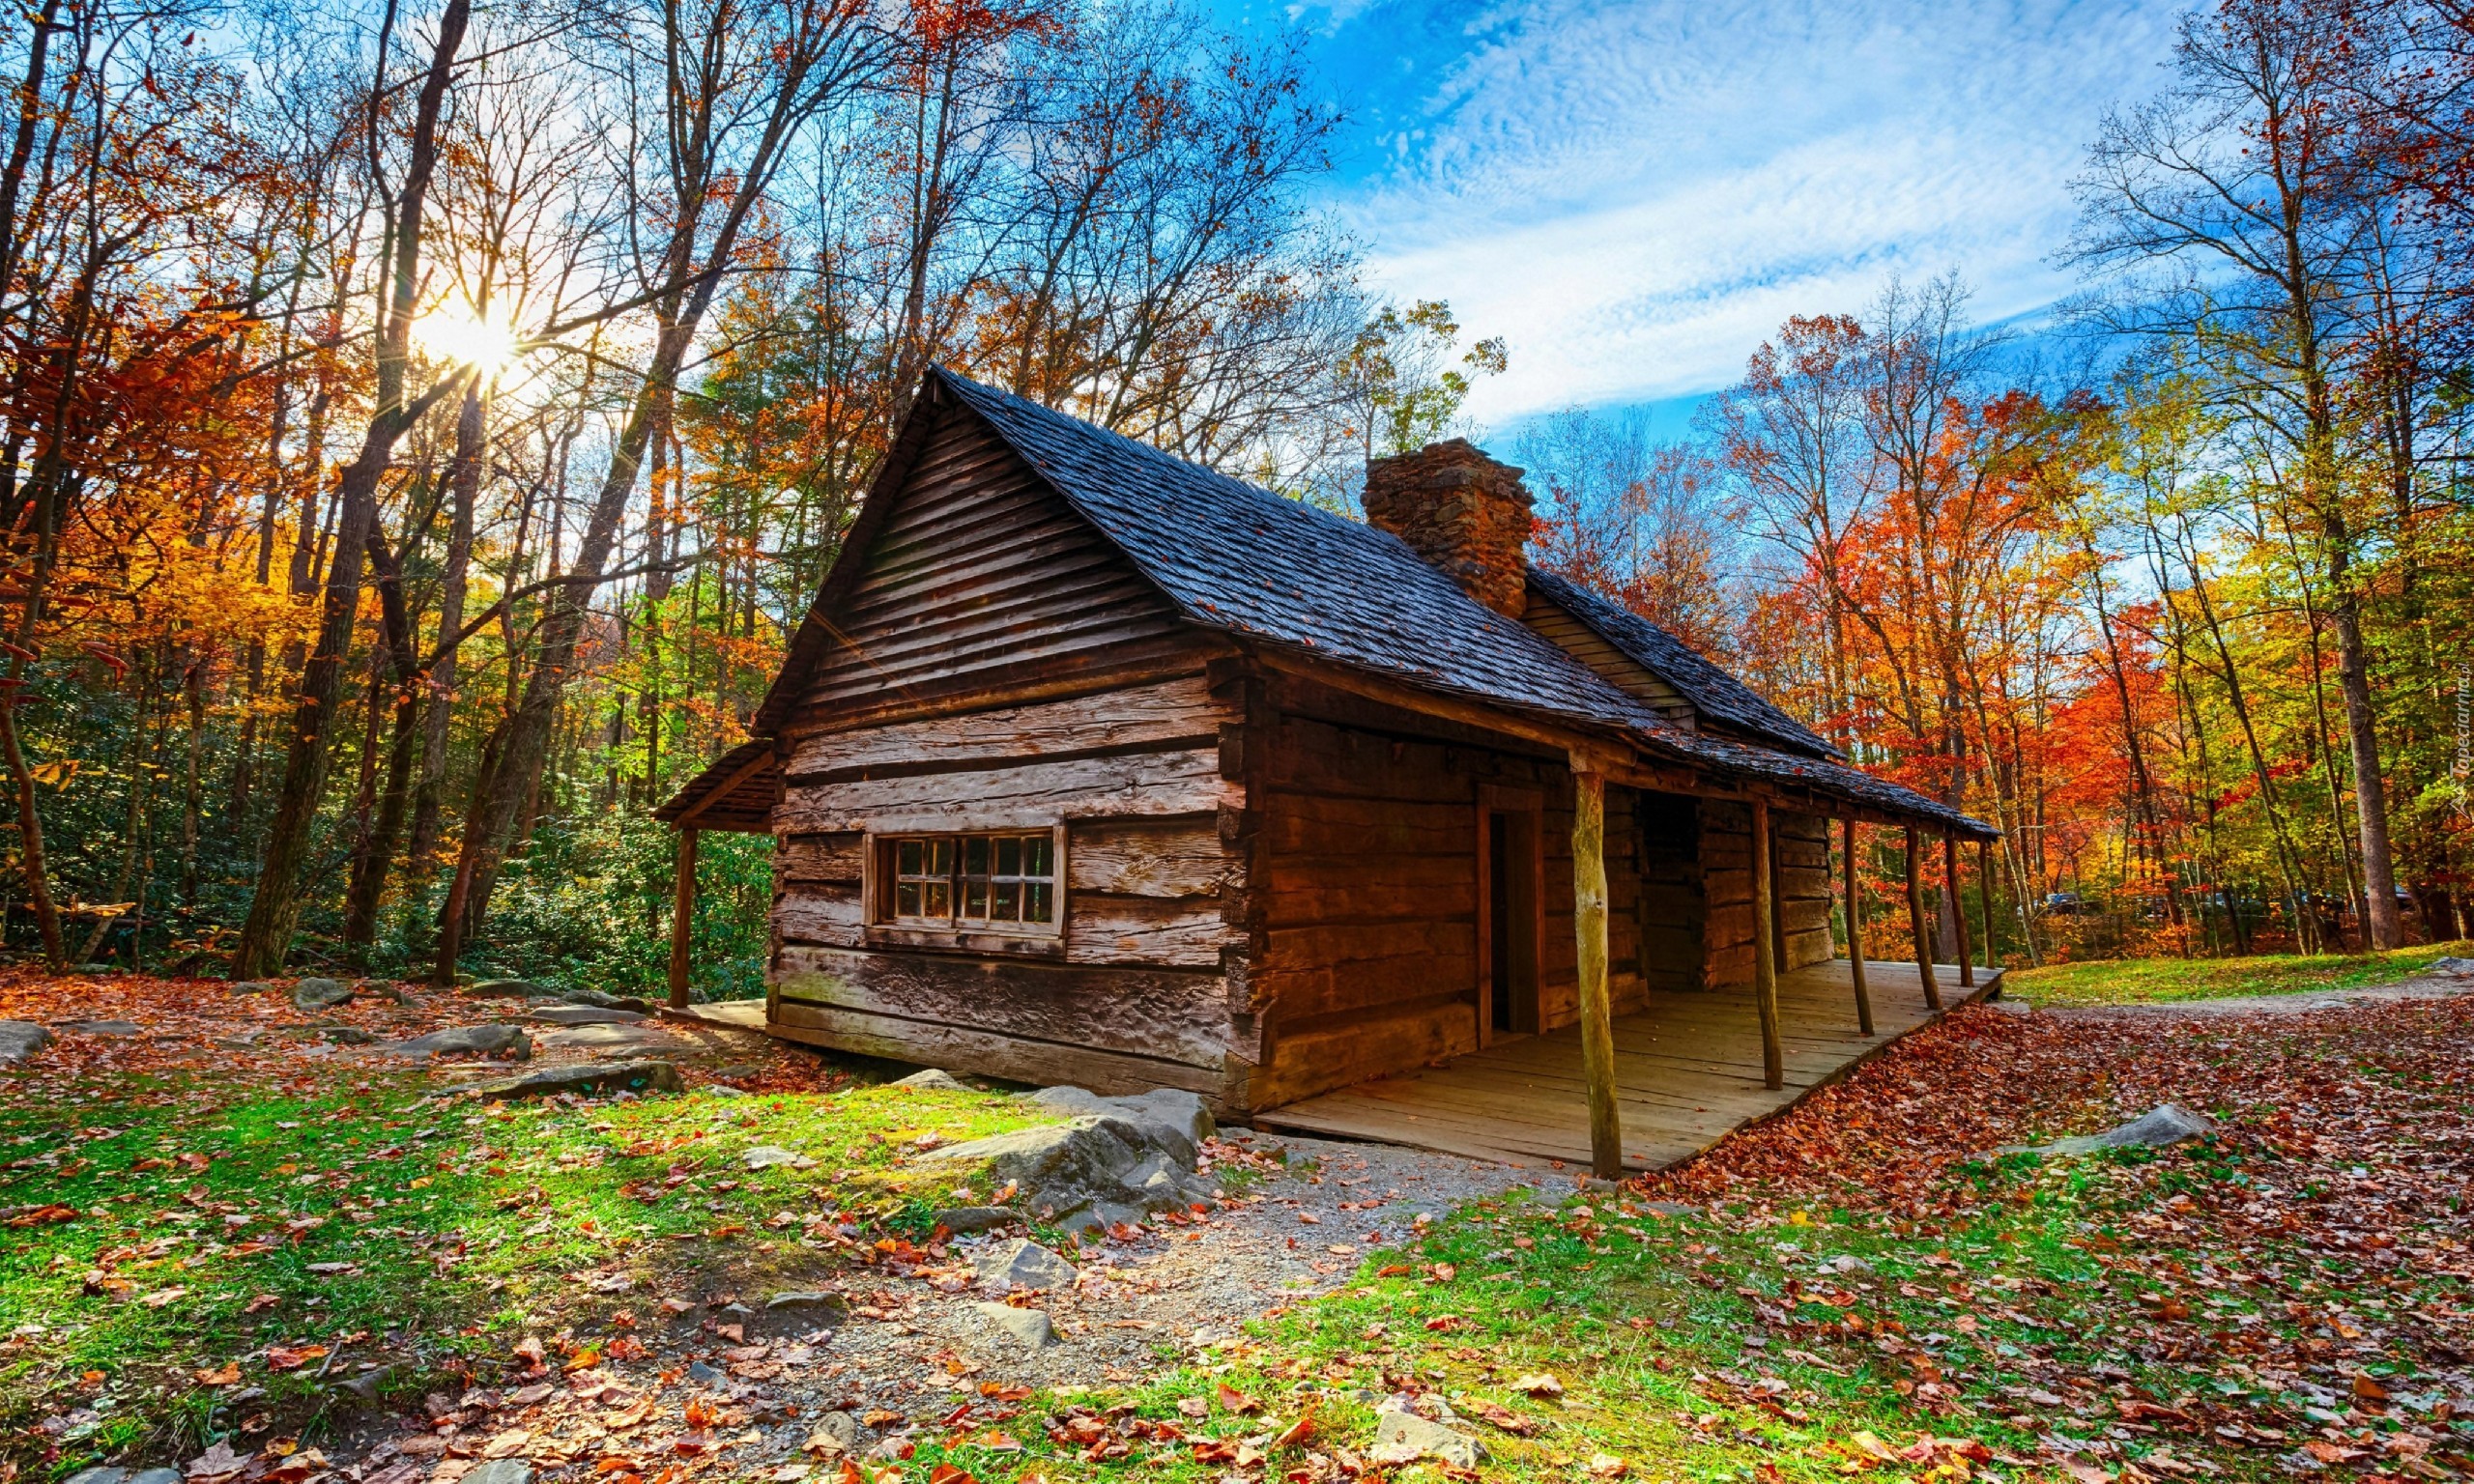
[773, 944, 1228, 1068]
[1905, 826, 1941, 1011]
[775, 747, 1234, 833]
[784, 676, 1226, 781]
[770, 998, 1229, 1105]
[1571, 769, 1624, 1177]
[776, 832, 863, 885]
[1844, 817, 1874, 1035]
[1750, 798, 1783, 1089]
[1069, 818, 1235, 897]
[1946, 833, 1973, 989]
[669, 828, 698, 1009]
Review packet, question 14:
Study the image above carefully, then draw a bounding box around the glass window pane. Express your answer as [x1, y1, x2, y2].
[1025, 882, 1052, 923]
[923, 880, 950, 917]
[992, 881, 1019, 921]
[964, 836, 988, 875]
[896, 881, 921, 917]
[964, 878, 989, 919]
[898, 840, 922, 876]
[995, 836, 1020, 876]
[932, 839, 954, 874]
[1024, 835, 1050, 877]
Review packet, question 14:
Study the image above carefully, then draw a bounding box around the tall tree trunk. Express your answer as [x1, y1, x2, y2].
[342, 533, 422, 949]
[229, 0, 472, 978]
[405, 382, 481, 887]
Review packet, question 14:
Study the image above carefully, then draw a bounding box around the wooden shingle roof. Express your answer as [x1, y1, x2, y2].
[666, 368, 1999, 841]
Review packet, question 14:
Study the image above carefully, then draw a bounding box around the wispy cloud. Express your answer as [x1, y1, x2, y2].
[1277, 0, 2187, 419]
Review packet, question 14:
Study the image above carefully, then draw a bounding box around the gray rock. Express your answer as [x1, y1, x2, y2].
[1987, 996, 2034, 1015]
[561, 988, 653, 1012]
[64, 1468, 130, 1484]
[225, 981, 276, 995]
[764, 1291, 846, 1314]
[891, 1068, 968, 1092]
[354, 980, 409, 1004]
[804, 1411, 859, 1457]
[469, 1060, 684, 1100]
[1054, 1200, 1147, 1239]
[972, 1301, 1056, 1348]
[1028, 1085, 1213, 1164]
[59, 1019, 145, 1037]
[323, 1027, 377, 1045]
[1642, 1201, 1700, 1217]
[129, 1471, 182, 1484]
[1370, 1410, 1484, 1469]
[292, 977, 356, 1011]
[975, 1238, 1078, 1292]
[381, 1024, 532, 1059]
[2024, 1102, 2216, 1157]
[742, 1145, 816, 1171]
[932, 1206, 1015, 1234]
[462, 1462, 534, 1484]
[2429, 956, 2474, 976]
[921, 1115, 1149, 1217]
[0, 1020, 53, 1066]
[529, 1004, 646, 1026]
[469, 979, 553, 998]
[534, 1023, 688, 1056]
[685, 1360, 727, 1384]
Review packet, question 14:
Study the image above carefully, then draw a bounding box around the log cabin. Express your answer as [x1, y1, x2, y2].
[659, 368, 1999, 1174]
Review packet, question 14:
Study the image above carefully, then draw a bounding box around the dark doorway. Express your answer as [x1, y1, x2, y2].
[1477, 789, 1540, 1042]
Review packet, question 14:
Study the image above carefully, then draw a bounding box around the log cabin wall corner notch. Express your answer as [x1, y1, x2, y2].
[659, 367, 2001, 1171]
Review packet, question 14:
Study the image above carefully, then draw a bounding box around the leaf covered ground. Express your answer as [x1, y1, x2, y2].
[1999, 943, 2469, 1008]
[4, 964, 2470, 1484]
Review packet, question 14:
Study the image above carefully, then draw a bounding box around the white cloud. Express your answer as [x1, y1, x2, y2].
[1316, 0, 2187, 417]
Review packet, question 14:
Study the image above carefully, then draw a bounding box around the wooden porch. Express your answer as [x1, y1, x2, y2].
[1251, 958, 2000, 1172]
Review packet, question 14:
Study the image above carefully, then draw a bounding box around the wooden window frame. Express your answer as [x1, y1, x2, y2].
[1475, 783, 1545, 1044]
[862, 822, 1068, 958]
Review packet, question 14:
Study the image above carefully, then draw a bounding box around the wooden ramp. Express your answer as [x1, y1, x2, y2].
[1252, 959, 1999, 1172]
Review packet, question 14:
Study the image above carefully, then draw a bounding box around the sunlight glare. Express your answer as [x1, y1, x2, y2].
[415, 303, 523, 377]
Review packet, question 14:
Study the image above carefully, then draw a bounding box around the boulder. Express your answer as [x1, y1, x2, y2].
[60, 1019, 145, 1037]
[2022, 1102, 2215, 1157]
[560, 988, 652, 1012]
[469, 1060, 684, 1101]
[527, 1004, 645, 1026]
[462, 1463, 533, 1484]
[534, 1023, 688, 1056]
[323, 1027, 377, 1046]
[764, 1290, 847, 1315]
[292, 978, 356, 1011]
[974, 1238, 1078, 1293]
[742, 1145, 817, 1171]
[225, 981, 277, 995]
[891, 1068, 969, 1092]
[65, 1470, 181, 1484]
[932, 1206, 1016, 1234]
[0, 1020, 54, 1066]
[1371, 1409, 1484, 1470]
[2429, 956, 2473, 976]
[469, 979, 552, 999]
[972, 1301, 1056, 1349]
[1055, 1200, 1148, 1240]
[1028, 1085, 1213, 1163]
[381, 1024, 532, 1060]
[1987, 997, 2033, 1016]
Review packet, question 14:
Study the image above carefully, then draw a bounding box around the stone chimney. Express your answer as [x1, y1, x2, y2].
[1363, 439, 1535, 618]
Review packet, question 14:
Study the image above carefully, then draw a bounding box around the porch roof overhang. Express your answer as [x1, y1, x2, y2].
[1251, 646, 2001, 842]
[655, 738, 779, 834]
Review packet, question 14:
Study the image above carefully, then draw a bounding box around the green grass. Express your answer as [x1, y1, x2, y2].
[905, 1142, 2459, 1484]
[2001, 940, 2470, 1007]
[0, 1070, 1049, 1467]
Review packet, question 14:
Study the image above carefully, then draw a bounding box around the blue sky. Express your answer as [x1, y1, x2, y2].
[1205, 0, 2190, 432]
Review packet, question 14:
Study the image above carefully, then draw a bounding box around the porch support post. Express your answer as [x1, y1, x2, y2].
[1750, 797, 1783, 1090]
[1844, 817, 1874, 1036]
[1977, 839, 1999, 971]
[1905, 825, 1942, 1011]
[669, 827, 699, 1010]
[1571, 768, 1624, 1179]
[1945, 833, 1973, 989]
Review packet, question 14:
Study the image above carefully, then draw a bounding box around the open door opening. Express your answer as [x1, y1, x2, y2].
[1478, 788, 1541, 1042]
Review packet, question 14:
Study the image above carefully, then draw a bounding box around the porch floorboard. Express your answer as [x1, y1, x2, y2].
[1251, 959, 2000, 1172]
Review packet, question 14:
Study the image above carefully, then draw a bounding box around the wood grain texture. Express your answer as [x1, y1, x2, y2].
[774, 945, 1229, 1070]
[770, 999, 1232, 1106]
[785, 676, 1227, 782]
[1067, 818, 1237, 897]
[776, 749, 1235, 834]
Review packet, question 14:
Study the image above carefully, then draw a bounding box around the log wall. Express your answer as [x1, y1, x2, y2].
[1248, 672, 1654, 1108]
[1701, 803, 1834, 986]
